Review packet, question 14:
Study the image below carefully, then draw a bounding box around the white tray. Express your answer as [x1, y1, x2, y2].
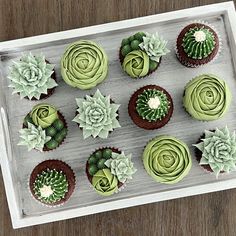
[1, 2, 236, 229]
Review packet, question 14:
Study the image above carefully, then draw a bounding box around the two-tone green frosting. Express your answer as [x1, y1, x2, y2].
[61, 40, 108, 90]
[143, 135, 192, 184]
[183, 74, 231, 121]
[136, 89, 170, 122]
[193, 126, 236, 177]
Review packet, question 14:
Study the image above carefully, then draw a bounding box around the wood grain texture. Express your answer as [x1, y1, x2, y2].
[1, 0, 236, 235]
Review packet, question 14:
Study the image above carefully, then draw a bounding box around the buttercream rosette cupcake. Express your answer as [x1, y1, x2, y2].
[193, 126, 236, 177]
[128, 85, 173, 130]
[61, 40, 108, 90]
[8, 52, 58, 100]
[73, 89, 121, 139]
[183, 74, 231, 121]
[18, 103, 68, 151]
[86, 147, 136, 196]
[119, 32, 170, 78]
[176, 22, 220, 67]
[143, 135, 192, 184]
[29, 160, 75, 206]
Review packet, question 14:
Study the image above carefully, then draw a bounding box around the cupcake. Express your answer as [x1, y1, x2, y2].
[61, 40, 108, 90]
[183, 74, 231, 121]
[86, 148, 136, 196]
[29, 160, 75, 206]
[128, 85, 173, 130]
[8, 52, 58, 100]
[120, 32, 170, 78]
[73, 89, 121, 139]
[176, 22, 220, 67]
[18, 103, 67, 151]
[193, 126, 236, 177]
[143, 135, 192, 184]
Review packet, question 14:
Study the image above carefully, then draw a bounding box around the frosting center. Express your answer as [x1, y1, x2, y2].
[193, 30, 206, 42]
[39, 185, 53, 198]
[148, 97, 161, 109]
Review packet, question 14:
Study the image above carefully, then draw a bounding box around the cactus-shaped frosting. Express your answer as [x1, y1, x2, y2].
[8, 53, 58, 100]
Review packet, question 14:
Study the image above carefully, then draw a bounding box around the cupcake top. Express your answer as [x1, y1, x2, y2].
[143, 135, 192, 184]
[193, 126, 236, 177]
[8, 53, 58, 100]
[61, 40, 108, 90]
[183, 74, 231, 121]
[73, 89, 121, 139]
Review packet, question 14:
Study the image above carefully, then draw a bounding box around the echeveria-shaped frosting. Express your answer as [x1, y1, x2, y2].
[193, 127, 236, 177]
[30, 103, 58, 128]
[92, 168, 118, 196]
[182, 26, 216, 59]
[122, 50, 149, 78]
[8, 53, 58, 100]
[139, 32, 170, 62]
[61, 40, 108, 90]
[136, 89, 170, 122]
[73, 89, 120, 139]
[105, 152, 137, 183]
[183, 74, 231, 121]
[33, 169, 68, 204]
[18, 122, 51, 152]
[143, 135, 192, 184]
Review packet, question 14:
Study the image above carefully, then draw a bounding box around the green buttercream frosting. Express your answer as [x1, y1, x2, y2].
[136, 89, 170, 122]
[61, 40, 108, 90]
[143, 135, 192, 184]
[8, 52, 58, 100]
[30, 103, 58, 128]
[193, 126, 236, 177]
[33, 169, 68, 204]
[182, 26, 216, 59]
[73, 89, 121, 139]
[122, 50, 149, 78]
[183, 74, 231, 121]
[92, 169, 118, 196]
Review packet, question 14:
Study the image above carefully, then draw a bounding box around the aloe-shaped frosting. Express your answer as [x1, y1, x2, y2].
[193, 127, 236, 177]
[73, 89, 121, 139]
[8, 53, 58, 100]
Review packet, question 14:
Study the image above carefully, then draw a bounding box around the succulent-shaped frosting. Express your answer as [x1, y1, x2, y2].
[182, 26, 216, 59]
[73, 89, 121, 139]
[139, 32, 170, 62]
[136, 89, 170, 122]
[92, 168, 118, 196]
[18, 122, 51, 152]
[193, 127, 236, 177]
[8, 52, 58, 100]
[105, 152, 137, 183]
[33, 169, 68, 204]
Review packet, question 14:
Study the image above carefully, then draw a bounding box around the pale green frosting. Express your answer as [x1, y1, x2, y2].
[143, 135, 192, 184]
[30, 103, 58, 129]
[183, 74, 231, 121]
[122, 50, 149, 78]
[193, 126, 236, 177]
[8, 52, 58, 100]
[61, 40, 108, 90]
[105, 152, 137, 183]
[18, 122, 51, 152]
[73, 89, 120, 139]
[139, 32, 170, 62]
[92, 168, 118, 196]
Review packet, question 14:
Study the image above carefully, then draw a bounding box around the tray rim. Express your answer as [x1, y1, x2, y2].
[1, 1, 236, 229]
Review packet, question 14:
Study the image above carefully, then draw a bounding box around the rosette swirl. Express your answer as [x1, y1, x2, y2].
[143, 135, 192, 184]
[183, 74, 231, 121]
[61, 40, 108, 90]
[122, 50, 149, 78]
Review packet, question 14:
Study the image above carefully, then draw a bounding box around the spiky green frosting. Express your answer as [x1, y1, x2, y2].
[193, 127, 236, 177]
[136, 89, 170, 122]
[8, 53, 58, 100]
[33, 169, 69, 204]
[73, 89, 121, 139]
